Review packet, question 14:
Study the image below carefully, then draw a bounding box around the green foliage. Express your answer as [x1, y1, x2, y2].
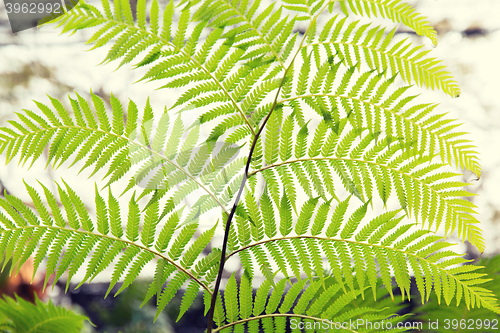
[0, 182, 218, 321]
[0, 0, 498, 331]
[207, 273, 410, 332]
[232, 197, 498, 312]
[0, 295, 89, 333]
[415, 255, 500, 333]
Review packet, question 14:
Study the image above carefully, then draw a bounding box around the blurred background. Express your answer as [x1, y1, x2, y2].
[0, 0, 499, 331]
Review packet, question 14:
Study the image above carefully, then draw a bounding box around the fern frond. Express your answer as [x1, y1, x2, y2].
[279, 63, 478, 175]
[4, 1, 493, 332]
[0, 93, 249, 219]
[252, 118, 484, 250]
[188, 0, 301, 69]
[0, 182, 220, 319]
[304, 17, 459, 96]
[51, 0, 278, 134]
[210, 274, 411, 332]
[229, 197, 498, 313]
[337, 0, 438, 46]
[281, 0, 326, 19]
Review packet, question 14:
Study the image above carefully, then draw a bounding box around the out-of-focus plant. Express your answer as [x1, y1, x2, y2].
[0, 295, 89, 333]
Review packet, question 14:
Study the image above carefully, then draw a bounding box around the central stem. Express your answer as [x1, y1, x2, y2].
[205, 72, 287, 333]
[204, 138, 253, 333]
[205, 4, 326, 329]
[205, 65, 291, 329]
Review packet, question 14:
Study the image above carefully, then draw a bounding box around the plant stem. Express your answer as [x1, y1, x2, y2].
[207, 74, 285, 326]
[204, 148, 250, 333]
[205, 65, 288, 333]
[205, 4, 329, 329]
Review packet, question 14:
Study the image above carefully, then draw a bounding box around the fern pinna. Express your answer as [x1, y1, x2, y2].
[0, 0, 497, 332]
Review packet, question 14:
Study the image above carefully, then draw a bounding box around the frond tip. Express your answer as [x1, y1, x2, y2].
[305, 17, 459, 97]
[337, 0, 438, 46]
